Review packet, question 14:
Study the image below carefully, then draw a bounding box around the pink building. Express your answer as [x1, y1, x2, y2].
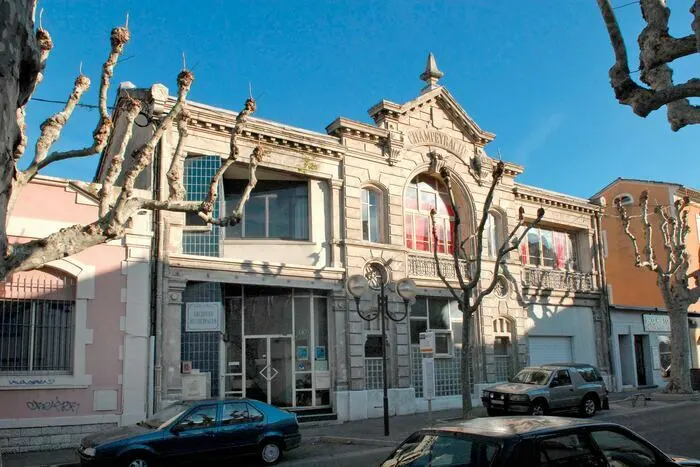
[0, 176, 152, 452]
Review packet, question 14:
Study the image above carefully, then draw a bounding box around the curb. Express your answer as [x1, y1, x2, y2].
[309, 436, 397, 447]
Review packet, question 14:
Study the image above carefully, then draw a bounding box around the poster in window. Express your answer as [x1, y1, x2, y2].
[296, 346, 309, 361]
[315, 346, 327, 361]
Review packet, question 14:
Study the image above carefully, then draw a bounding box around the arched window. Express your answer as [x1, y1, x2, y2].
[485, 212, 501, 258]
[361, 187, 384, 243]
[405, 175, 454, 253]
[613, 193, 634, 206]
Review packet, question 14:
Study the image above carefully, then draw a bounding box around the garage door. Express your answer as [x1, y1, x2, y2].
[529, 336, 573, 366]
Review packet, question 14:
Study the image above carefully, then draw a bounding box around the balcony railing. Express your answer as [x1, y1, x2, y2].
[407, 254, 469, 281]
[521, 267, 597, 293]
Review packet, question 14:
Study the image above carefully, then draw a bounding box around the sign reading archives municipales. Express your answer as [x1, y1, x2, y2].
[185, 302, 223, 332]
[643, 314, 670, 333]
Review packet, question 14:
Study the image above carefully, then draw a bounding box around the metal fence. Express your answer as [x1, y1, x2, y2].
[0, 274, 75, 374]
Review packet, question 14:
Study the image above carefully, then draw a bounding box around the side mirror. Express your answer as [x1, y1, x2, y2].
[171, 424, 185, 435]
[549, 379, 559, 388]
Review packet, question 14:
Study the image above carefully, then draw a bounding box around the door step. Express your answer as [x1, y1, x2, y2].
[297, 412, 338, 423]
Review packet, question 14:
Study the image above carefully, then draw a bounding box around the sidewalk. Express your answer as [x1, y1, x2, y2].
[3, 393, 699, 467]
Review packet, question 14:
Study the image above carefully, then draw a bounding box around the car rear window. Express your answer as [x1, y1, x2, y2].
[576, 366, 603, 383]
[538, 433, 607, 466]
[382, 432, 499, 467]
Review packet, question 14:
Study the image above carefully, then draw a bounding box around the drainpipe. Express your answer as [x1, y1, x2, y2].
[149, 141, 163, 415]
[594, 211, 615, 388]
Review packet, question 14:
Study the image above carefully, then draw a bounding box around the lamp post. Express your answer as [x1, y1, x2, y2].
[346, 264, 417, 436]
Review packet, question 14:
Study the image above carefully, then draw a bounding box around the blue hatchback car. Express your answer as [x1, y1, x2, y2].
[77, 399, 301, 466]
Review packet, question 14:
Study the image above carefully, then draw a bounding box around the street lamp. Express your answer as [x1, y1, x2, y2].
[346, 263, 417, 436]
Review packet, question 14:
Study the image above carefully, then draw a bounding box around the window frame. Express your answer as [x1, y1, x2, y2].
[589, 428, 661, 467]
[409, 297, 457, 358]
[223, 179, 311, 241]
[485, 212, 500, 258]
[613, 193, 635, 206]
[0, 261, 92, 391]
[404, 175, 455, 255]
[361, 186, 385, 244]
[0, 299, 75, 375]
[520, 227, 578, 270]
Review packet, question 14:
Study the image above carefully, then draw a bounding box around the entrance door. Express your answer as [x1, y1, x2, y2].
[244, 336, 293, 407]
[634, 335, 648, 386]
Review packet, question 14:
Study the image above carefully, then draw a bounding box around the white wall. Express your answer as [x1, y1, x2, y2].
[526, 305, 597, 366]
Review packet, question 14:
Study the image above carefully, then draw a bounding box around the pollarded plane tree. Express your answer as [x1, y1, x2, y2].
[429, 161, 545, 418]
[1, 0, 264, 280]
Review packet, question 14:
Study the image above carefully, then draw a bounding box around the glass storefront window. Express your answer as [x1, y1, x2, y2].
[314, 297, 328, 371]
[244, 286, 292, 335]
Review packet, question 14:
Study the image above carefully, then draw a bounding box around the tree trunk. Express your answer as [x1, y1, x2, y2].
[666, 302, 693, 393]
[0, 0, 38, 259]
[461, 300, 473, 418]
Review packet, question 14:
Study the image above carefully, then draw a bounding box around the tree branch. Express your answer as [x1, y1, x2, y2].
[470, 207, 545, 312]
[694, 0, 700, 52]
[616, 191, 663, 274]
[203, 146, 265, 226]
[430, 208, 463, 304]
[23, 26, 130, 183]
[439, 167, 468, 291]
[13, 23, 53, 161]
[112, 69, 194, 225]
[596, 0, 700, 130]
[656, 205, 676, 274]
[466, 161, 505, 291]
[166, 111, 190, 201]
[198, 98, 257, 221]
[98, 95, 143, 216]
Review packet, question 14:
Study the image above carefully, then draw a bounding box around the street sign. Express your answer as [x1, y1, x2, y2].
[419, 331, 435, 354]
[422, 357, 436, 400]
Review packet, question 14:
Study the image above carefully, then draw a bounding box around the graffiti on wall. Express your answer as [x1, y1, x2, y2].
[26, 397, 80, 413]
[9, 377, 56, 385]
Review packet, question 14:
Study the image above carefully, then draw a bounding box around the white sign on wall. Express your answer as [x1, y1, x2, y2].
[420, 331, 435, 354]
[422, 357, 436, 399]
[186, 302, 223, 332]
[643, 314, 670, 333]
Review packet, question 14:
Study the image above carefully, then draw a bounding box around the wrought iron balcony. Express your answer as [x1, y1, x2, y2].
[521, 267, 597, 293]
[407, 254, 469, 281]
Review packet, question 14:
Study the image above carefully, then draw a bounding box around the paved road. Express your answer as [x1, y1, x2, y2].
[273, 401, 700, 466]
[601, 401, 700, 458]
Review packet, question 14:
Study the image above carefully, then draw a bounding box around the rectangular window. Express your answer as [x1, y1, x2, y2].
[0, 300, 74, 374]
[224, 179, 309, 240]
[520, 228, 578, 270]
[409, 297, 455, 357]
[361, 189, 381, 243]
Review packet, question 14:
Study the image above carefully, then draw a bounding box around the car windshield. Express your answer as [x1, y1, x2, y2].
[382, 432, 499, 467]
[139, 402, 190, 429]
[511, 368, 552, 385]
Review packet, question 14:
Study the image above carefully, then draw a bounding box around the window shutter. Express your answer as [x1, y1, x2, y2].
[553, 232, 567, 269]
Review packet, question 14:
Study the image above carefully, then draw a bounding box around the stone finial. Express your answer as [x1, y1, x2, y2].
[419, 52, 444, 93]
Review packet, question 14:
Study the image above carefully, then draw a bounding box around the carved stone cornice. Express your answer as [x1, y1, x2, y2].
[513, 185, 603, 214]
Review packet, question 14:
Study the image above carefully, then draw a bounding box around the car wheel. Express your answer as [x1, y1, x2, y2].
[529, 400, 547, 416]
[259, 439, 283, 465]
[122, 454, 151, 467]
[580, 395, 597, 418]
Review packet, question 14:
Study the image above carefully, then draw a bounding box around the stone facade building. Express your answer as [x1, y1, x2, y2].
[99, 55, 610, 421]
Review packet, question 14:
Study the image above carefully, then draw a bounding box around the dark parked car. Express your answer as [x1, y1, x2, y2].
[380, 416, 700, 466]
[481, 363, 609, 417]
[77, 399, 300, 466]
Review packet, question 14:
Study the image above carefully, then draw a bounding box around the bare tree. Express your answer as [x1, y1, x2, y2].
[616, 191, 700, 393]
[430, 161, 544, 418]
[0, 0, 262, 280]
[596, 0, 700, 130]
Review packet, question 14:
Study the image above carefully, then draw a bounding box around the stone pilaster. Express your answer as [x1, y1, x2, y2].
[161, 278, 187, 402]
[329, 178, 344, 269]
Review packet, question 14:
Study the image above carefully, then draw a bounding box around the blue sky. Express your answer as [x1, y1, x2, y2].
[24, 0, 699, 198]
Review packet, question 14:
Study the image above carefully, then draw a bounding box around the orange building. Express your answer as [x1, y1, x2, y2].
[592, 179, 700, 391]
